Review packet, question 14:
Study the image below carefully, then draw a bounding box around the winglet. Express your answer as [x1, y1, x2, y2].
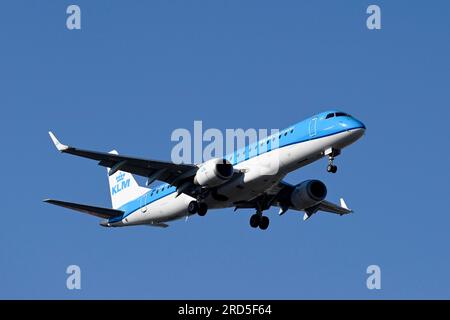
[48, 131, 69, 152]
[340, 198, 351, 211]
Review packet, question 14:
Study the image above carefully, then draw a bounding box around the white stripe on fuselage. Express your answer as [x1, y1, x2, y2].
[111, 128, 363, 227]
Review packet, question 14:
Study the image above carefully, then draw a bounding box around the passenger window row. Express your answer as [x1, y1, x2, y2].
[228, 129, 295, 161]
[150, 185, 170, 197]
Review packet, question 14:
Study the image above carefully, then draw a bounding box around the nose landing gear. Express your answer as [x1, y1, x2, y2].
[325, 148, 340, 173]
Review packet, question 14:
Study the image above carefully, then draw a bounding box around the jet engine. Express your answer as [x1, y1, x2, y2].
[193, 158, 234, 188]
[290, 180, 327, 210]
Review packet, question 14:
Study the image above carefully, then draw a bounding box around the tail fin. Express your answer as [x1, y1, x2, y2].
[107, 150, 149, 209]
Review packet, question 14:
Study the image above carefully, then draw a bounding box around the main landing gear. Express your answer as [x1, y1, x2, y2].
[249, 212, 270, 230]
[325, 148, 340, 174]
[188, 201, 208, 216]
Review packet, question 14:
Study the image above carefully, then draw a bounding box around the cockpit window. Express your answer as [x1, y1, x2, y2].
[335, 112, 350, 117]
[325, 113, 334, 119]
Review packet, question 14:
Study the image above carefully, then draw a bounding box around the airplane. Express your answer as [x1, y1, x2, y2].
[44, 110, 366, 230]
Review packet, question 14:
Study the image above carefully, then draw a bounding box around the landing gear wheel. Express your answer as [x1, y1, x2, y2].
[197, 203, 208, 216]
[187, 201, 198, 214]
[250, 214, 261, 228]
[259, 216, 270, 230]
[327, 164, 337, 173]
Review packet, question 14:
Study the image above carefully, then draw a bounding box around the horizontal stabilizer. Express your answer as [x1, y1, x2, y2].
[44, 199, 124, 219]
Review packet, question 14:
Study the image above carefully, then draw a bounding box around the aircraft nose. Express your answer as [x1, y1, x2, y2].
[338, 117, 366, 131]
[350, 119, 366, 140]
[356, 119, 366, 130]
[347, 117, 366, 131]
[340, 117, 366, 140]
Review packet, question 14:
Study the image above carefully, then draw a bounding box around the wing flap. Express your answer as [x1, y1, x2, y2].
[44, 199, 124, 219]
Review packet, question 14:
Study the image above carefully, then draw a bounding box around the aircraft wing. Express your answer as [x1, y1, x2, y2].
[316, 199, 352, 215]
[48, 132, 198, 187]
[234, 181, 353, 220]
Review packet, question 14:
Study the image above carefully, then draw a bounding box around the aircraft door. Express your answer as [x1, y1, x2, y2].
[140, 193, 147, 213]
[309, 118, 317, 137]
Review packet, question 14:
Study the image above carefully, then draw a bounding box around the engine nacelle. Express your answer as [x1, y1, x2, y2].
[290, 180, 327, 210]
[193, 158, 234, 187]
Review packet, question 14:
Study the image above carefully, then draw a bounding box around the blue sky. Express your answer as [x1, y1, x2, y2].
[0, 0, 449, 299]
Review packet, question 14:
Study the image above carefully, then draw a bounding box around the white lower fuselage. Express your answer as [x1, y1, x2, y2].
[112, 128, 364, 227]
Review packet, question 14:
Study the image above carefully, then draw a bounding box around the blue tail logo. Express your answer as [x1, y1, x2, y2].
[112, 173, 130, 195]
[116, 172, 125, 183]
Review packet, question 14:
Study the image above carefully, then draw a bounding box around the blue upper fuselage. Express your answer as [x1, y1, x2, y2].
[112, 110, 365, 221]
[227, 109, 365, 165]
